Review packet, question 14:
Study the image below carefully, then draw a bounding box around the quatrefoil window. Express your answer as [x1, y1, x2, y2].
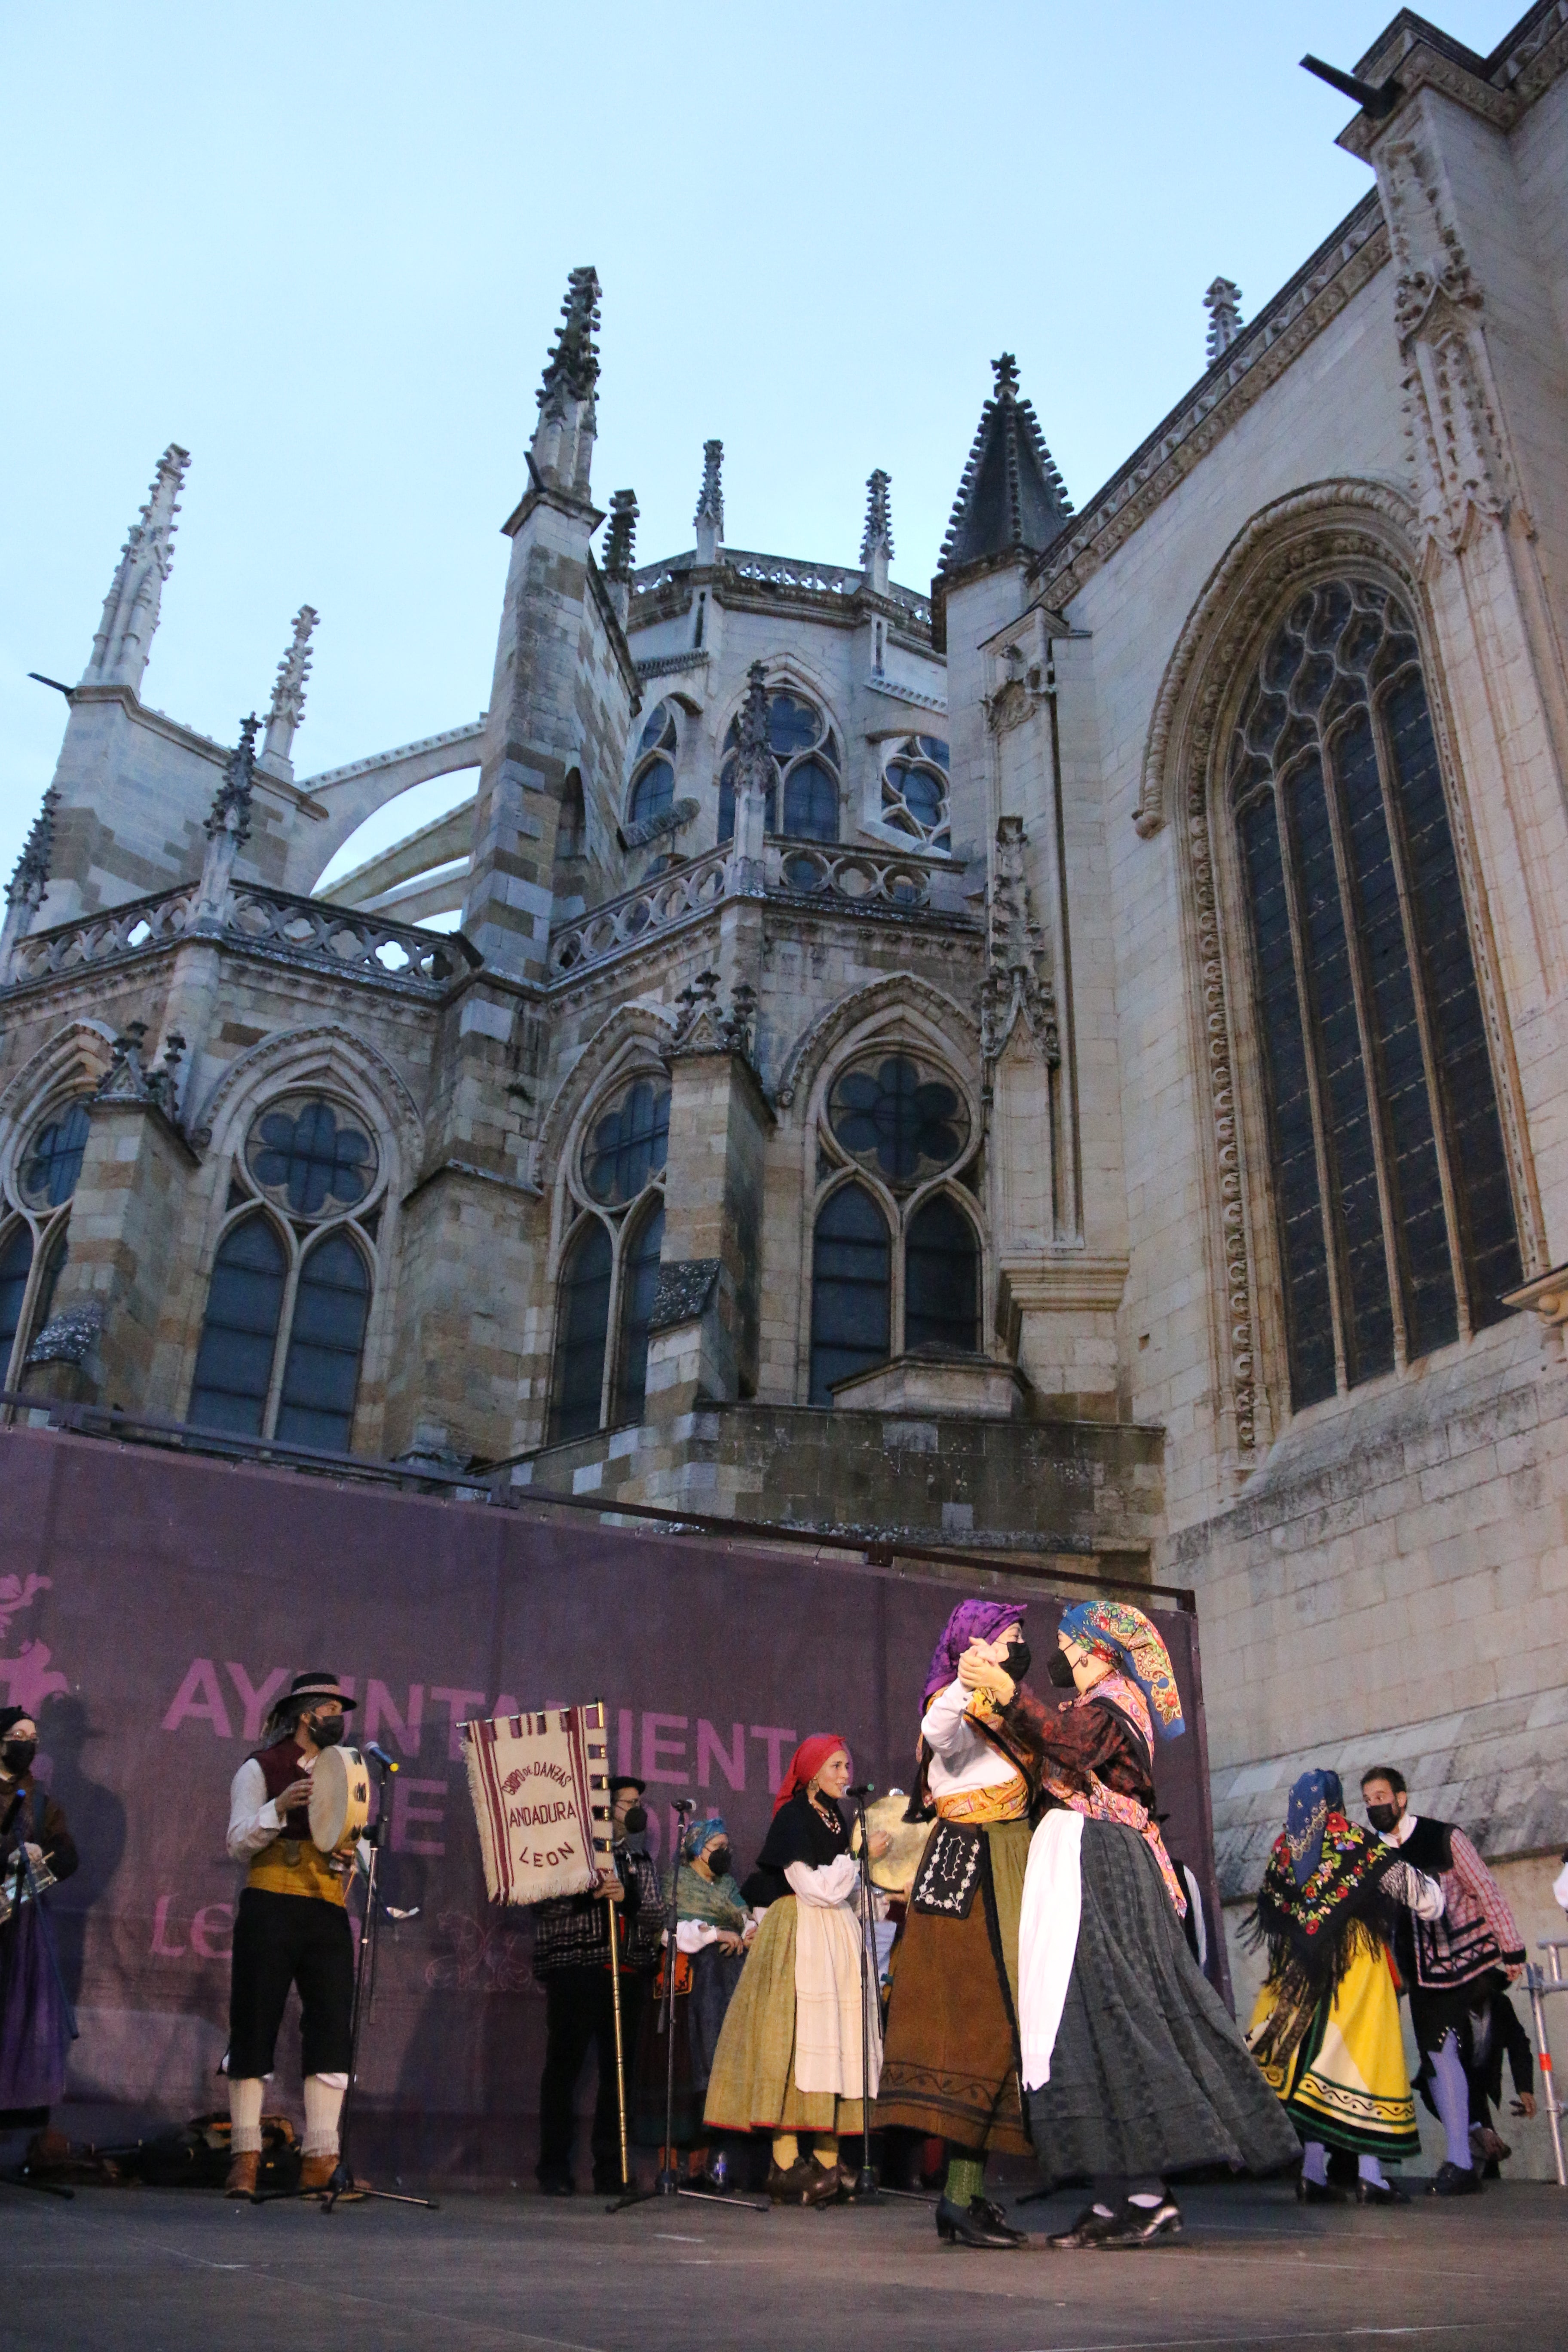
[827, 1055, 969, 1192]
[245, 1098, 377, 1218]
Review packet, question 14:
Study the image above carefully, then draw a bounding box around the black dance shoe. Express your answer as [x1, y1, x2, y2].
[1097, 2195, 1183, 2247]
[935, 2193, 1025, 2248]
[1427, 2160, 1482, 2197]
[766, 2157, 817, 2204]
[1047, 2203, 1121, 2249]
[1354, 2177, 1409, 2205]
[1295, 2175, 1346, 2205]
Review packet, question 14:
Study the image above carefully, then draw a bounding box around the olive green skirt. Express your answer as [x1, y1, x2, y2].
[701, 1896, 868, 2138]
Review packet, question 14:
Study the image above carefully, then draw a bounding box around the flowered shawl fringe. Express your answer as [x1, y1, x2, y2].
[1243, 1811, 1403, 2067]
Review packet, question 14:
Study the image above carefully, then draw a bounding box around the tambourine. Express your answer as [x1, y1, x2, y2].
[850, 1792, 931, 1896]
[308, 1745, 370, 1853]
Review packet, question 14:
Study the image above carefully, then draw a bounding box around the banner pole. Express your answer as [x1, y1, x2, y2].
[605, 1890, 630, 2190]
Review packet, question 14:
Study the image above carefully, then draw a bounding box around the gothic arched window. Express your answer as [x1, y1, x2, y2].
[275, 1231, 371, 1452]
[628, 703, 677, 827]
[19, 1100, 91, 1211]
[882, 737, 951, 852]
[809, 1182, 891, 1404]
[613, 1197, 665, 1425]
[905, 1193, 980, 1353]
[188, 1214, 288, 1436]
[718, 688, 840, 846]
[550, 1217, 615, 1444]
[0, 1222, 34, 1384]
[1231, 578, 1521, 1411]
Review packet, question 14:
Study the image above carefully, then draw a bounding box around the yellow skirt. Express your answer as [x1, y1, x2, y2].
[701, 1897, 868, 2138]
[1250, 1941, 1420, 2158]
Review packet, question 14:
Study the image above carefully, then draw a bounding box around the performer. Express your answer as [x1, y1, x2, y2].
[1246, 1768, 1443, 2205]
[633, 1814, 753, 2184]
[0, 1707, 78, 2138]
[223, 1671, 361, 2196]
[1360, 1766, 1526, 2196]
[992, 1603, 1299, 2247]
[703, 1736, 885, 2205]
[1464, 1980, 1535, 2174]
[876, 1598, 1044, 2250]
[533, 1773, 662, 2196]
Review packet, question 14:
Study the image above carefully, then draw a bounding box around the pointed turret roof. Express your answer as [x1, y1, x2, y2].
[938, 355, 1072, 576]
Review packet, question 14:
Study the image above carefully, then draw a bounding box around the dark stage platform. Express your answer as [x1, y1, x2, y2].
[7, 2177, 1565, 2352]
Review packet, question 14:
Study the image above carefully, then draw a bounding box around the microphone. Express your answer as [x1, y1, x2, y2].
[364, 1742, 401, 1774]
[671, 1795, 695, 1814]
[846, 1783, 876, 1798]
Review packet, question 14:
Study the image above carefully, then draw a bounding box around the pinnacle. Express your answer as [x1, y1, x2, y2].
[537, 265, 602, 410]
[939, 352, 1072, 575]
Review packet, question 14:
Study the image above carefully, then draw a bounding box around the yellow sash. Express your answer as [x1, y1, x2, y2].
[247, 1838, 350, 1906]
[934, 1770, 1029, 1825]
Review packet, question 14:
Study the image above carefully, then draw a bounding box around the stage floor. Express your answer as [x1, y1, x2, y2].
[9, 2175, 1565, 2351]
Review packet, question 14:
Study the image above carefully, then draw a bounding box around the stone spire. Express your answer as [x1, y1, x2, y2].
[259, 605, 318, 780]
[530, 266, 601, 497]
[729, 660, 772, 874]
[0, 787, 61, 982]
[938, 356, 1072, 577]
[694, 439, 724, 565]
[602, 490, 638, 625]
[1204, 277, 1243, 364]
[82, 443, 191, 691]
[861, 469, 893, 595]
[195, 715, 258, 922]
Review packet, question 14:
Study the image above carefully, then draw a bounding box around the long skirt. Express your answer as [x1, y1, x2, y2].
[1250, 1941, 1421, 2159]
[701, 1898, 869, 2138]
[0, 1905, 72, 2123]
[875, 1817, 1032, 2156]
[1026, 1819, 1299, 2187]
[633, 1942, 747, 2147]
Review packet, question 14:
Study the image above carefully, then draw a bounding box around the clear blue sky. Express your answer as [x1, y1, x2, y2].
[0, 0, 1514, 886]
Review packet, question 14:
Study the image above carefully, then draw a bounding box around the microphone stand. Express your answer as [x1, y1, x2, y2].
[848, 1785, 933, 2205]
[612, 1797, 765, 2215]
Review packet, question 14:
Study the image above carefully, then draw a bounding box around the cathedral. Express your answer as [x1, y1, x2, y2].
[4, 3, 1568, 1957]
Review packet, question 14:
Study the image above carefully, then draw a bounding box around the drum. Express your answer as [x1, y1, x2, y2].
[308, 1745, 371, 1853]
[850, 1790, 931, 1896]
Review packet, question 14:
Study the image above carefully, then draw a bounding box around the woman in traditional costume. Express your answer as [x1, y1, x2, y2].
[983, 1601, 1299, 2247]
[1246, 1768, 1443, 2205]
[0, 1708, 78, 2143]
[634, 1814, 753, 2186]
[703, 1736, 883, 2205]
[876, 1598, 1044, 2249]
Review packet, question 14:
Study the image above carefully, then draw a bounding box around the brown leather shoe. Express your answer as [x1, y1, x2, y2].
[224, 2150, 260, 2197]
[299, 2152, 340, 2193]
[799, 2158, 843, 2208]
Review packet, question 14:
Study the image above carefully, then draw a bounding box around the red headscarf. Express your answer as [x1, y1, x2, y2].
[772, 1733, 850, 1815]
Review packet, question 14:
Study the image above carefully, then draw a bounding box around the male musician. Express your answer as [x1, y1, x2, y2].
[224, 1671, 361, 2196]
[0, 1707, 78, 2135]
[533, 1773, 662, 2195]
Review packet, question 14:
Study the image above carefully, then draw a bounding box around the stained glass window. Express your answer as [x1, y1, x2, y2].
[0, 1222, 33, 1376]
[717, 687, 838, 846]
[20, 1100, 91, 1210]
[1231, 578, 1520, 1410]
[583, 1079, 671, 1206]
[551, 1218, 613, 1442]
[629, 704, 677, 827]
[828, 1055, 969, 1192]
[613, 1198, 665, 1425]
[809, 1183, 891, 1404]
[882, 737, 950, 851]
[275, 1231, 371, 1452]
[905, 1194, 980, 1354]
[246, 1099, 376, 1218]
[188, 1216, 287, 1435]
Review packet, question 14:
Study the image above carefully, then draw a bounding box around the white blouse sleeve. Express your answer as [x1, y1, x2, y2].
[227, 1758, 285, 1862]
[784, 1854, 859, 1908]
[920, 1677, 975, 1763]
[1386, 1860, 1446, 1922]
[676, 1920, 720, 1952]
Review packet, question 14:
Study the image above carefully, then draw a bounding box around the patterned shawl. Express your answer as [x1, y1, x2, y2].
[923, 1597, 1028, 1707]
[674, 1861, 750, 1932]
[1244, 1770, 1404, 2066]
[1057, 1600, 1185, 1740]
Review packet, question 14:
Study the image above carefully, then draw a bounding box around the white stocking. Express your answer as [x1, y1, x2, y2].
[228, 2076, 264, 2156]
[303, 2072, 347, 2159]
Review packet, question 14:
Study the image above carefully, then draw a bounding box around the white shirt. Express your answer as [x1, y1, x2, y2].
[921, 1677, 1017, 1800]
[227, 1754, 310, 1862]
[1373, 1811, 1445, 1921]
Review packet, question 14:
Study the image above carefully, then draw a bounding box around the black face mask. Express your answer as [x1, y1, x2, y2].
[308, 1714, 346, 1749]
[1366, 1801, 1400, 1834]
[621, 1804, 649, 1837]
[1, 1739, 37, 1776]
[1001, 1641, 1031, 1684]
[704, 1846, 732, 1880]
[1046, 1649, 1078, 1690]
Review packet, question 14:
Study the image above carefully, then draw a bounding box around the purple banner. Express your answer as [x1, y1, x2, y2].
[0, 1428, 1222, 2178]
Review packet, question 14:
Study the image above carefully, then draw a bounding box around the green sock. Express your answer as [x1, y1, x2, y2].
[944, 2154, 986, 2205]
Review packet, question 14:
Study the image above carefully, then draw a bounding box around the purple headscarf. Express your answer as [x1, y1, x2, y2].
[923, 1597, 1028, 1706]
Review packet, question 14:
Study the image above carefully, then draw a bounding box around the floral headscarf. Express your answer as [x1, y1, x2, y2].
[1285, 1768, 1341, 1886]
[682, 1814, 728, 1863]
[923, 1597, 1029, 1707]
[1057, 1599, 1185, 1741]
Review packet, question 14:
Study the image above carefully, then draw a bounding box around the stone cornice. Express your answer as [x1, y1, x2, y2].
[1338, 3, 1568, 160]
[1029, 195, 1389, 609]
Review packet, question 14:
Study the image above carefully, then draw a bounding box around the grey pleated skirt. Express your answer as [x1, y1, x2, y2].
[1025, 1819, 1300, 2187]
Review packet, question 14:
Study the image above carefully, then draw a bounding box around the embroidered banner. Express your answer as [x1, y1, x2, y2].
[463, 1703, 612, 1906]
